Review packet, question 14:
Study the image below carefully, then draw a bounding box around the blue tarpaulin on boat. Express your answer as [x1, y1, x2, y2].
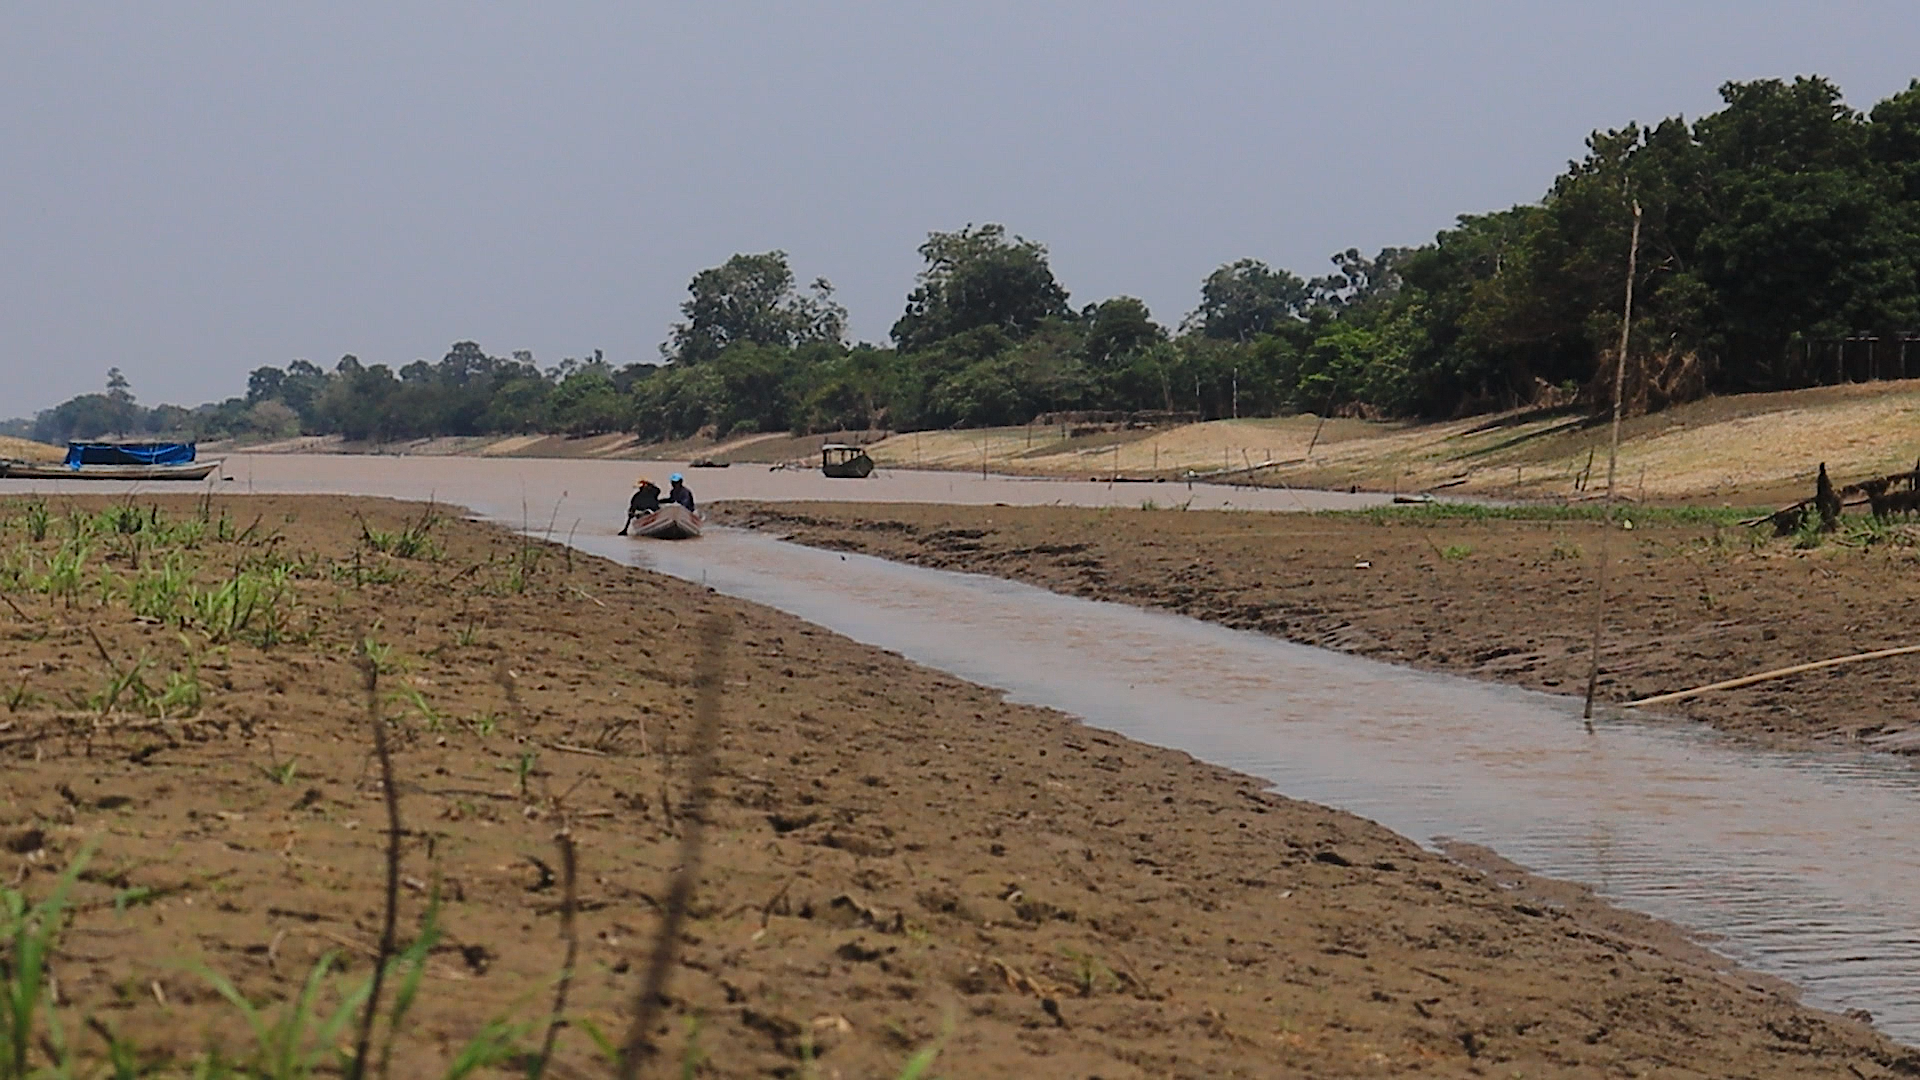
[65, 442, 197, 468]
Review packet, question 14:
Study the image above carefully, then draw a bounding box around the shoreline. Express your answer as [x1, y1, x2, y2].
[206, 377, 1920, 507]
[0, 492, 1907, 1075]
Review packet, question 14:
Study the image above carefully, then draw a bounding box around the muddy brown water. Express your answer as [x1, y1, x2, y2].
[196, 452, 1392, 512]
[10, 453, 1920, 1040]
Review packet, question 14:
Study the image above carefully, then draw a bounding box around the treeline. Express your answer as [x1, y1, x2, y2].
[19, 75, 1920, 446]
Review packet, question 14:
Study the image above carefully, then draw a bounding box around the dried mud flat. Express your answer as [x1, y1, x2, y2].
[0, 495, 1912, 1078]
[719, 501, 1920, 754]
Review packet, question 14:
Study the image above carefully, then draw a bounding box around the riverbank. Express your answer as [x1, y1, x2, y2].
[216, 379, 1920, 505]
[1, 495, 1908, 1076]
[715, 501, 1920, 754]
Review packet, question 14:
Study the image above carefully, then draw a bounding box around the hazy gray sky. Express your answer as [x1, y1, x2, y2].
[4, 2, 1916, 413]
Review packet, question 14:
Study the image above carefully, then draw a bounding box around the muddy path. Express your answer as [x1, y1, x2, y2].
[0, 494, 1909, 1076]
[718, 501, 1920, 755]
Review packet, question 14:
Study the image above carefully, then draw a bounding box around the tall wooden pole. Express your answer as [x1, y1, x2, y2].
[1584, 202, 1642, 724]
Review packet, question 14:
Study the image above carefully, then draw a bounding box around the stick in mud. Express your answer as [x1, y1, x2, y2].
[617, 614, 732, 1074]
[348, 643, 403, 1080]
[532, 824, 580, 1080]
[1584, 201, 1642, 724]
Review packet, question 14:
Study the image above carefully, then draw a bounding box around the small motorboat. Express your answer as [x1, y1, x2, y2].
[626, 503, 703, 539]
[821, 443, 874, 478]
[1, 441, 222, 481]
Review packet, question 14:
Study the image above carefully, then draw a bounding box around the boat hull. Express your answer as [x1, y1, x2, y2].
[627, 504, 703, 539]
[1, 460, 223, 481]
[822, 455, 874, 478]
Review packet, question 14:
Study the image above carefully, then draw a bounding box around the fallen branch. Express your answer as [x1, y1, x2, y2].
[1740, 495, 1873, 527]
[545, 742, 607, 757]
[1625, 644, 1920, 709]
[1181, 458, 1294, 481]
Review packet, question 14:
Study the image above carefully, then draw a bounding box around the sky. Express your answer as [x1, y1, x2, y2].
[3, 2, 1917, 414]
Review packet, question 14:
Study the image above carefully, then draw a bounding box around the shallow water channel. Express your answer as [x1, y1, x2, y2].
[593, 530, 1920, 1041]
[9, 454, 1920, 1039]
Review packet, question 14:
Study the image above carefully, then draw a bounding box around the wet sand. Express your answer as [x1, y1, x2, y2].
[720, 502, 1920, 754]
[1, 494, 1913, 1077]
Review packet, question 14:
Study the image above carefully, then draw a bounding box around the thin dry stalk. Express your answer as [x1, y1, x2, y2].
[84, 627, 121, 676]
[1584, 201, 1641, 724]
[531, 826, 580, 1079]
[348, 646, 405, 1080]
[616, 615, 732, 1076]
[0, 593, 32, 623]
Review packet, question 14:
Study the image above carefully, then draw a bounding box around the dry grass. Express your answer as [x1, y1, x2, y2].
[853, 383, 1920, 501]
[1215, 382, 1920, 502]
[0, 436, 63, 463]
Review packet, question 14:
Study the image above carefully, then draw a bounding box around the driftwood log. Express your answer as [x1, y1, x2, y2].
[1626, 644, 1920, 709]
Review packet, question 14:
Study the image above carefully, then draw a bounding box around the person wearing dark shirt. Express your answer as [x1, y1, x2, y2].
[619, 477, 662, 535]
[668, 473, 696, 513]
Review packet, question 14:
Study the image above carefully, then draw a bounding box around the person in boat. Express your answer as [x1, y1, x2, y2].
[668, 473, 696, 513]
[619, 476, 662, 535]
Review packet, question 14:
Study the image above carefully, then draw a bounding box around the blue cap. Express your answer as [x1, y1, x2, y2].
[669, 473, 683, 483]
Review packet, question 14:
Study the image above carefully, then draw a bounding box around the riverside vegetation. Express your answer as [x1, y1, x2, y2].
[15, 75, 1920, 449]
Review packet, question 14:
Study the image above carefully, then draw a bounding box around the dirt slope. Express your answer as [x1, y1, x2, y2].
[856, 382, 1920, 505]
[0, 435, 65, 462]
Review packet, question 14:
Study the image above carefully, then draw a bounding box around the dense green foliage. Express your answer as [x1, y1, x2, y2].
[16, 76, 1920, 446]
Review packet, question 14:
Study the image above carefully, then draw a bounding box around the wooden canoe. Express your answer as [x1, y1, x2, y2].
[0, 459, 223, 481]
[627, 503, 703, 540]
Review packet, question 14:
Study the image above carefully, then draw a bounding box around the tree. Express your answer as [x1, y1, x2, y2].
[891, 225, 1071, 351]
[33, 395, 122, 442]
[101, 368, 139, 433]
[1869, 79, 1920, 203]
[548, 366, 626, 435]
[245, 400, 300, 439]
[799, 345, 905, 432]
[278, 360, 330, 429]
[663, 252, 847, 364]
[1306, 248, 1411, 312]
[245, 366, 285, 404]
[1691, 78, 1916, 380]
[1081, 297, 1164, 376]
[1188, 259, 1309, 341]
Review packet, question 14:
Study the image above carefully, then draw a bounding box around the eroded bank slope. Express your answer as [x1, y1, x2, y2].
[0, 495, 1908, 1077]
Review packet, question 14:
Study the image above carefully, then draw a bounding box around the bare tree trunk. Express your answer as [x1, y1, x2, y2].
[1584, 202, 1642, 723]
